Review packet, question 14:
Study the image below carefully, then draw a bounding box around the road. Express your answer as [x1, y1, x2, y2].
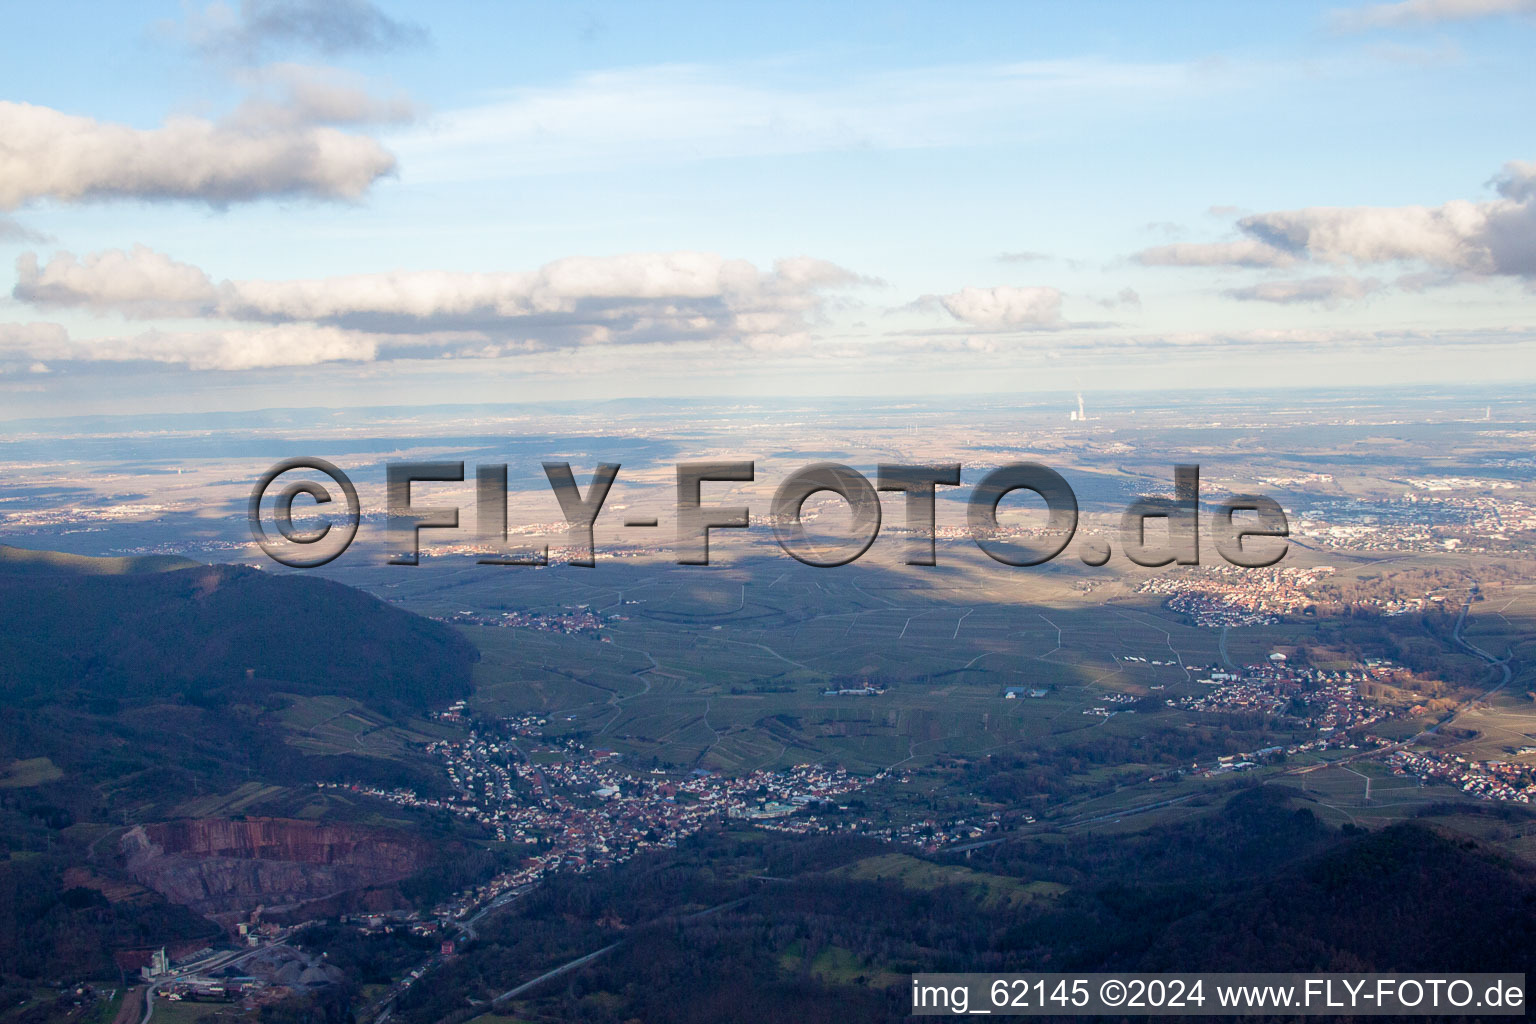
[484, 896, 753, 1011]
[487, 941, 622, 1006]
[943, 793, 1202, 853]
[1219, 625, 1237, 670]
[1447, 594, 1515, 707]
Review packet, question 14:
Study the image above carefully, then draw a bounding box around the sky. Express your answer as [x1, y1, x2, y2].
[0, 0, 1534, 418]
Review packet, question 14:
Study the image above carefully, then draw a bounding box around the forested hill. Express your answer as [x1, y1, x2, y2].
[0, 549, 476, 712]
[0, 543, 198, 576]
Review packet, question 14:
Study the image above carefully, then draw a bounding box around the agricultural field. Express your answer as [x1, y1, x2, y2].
[357, 546, 1281, 774]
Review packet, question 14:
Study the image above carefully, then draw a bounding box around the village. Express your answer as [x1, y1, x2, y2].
[433, 605, 617, 637]
[1294, 491, 1536, 554]
[1388, 749, 1536, 803]
[322, 710, 874, 925]
[337, 645, 1445, 932]
[1174, 655, 1400, 743]
[1136, 564, 1336, 627]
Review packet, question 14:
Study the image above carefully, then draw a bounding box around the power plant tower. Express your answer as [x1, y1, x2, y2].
[1070, 391, 1086, 422]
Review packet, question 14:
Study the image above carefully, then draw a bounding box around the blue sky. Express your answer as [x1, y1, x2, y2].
[1, 0, 1534, 417]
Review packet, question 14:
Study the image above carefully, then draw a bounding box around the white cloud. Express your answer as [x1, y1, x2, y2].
[16, 247, 218, 317]
[1331, 0, 1536, 30]
[1137, 160, 1536, 284]
[0, 99, 397, 209]
[0, 322, 71, 359]
[1239, 203, 1492, 267]
[124, 324, 380, 370]
[1134, 239, 1296, 268]
[937, 285, 1063, 328]
[12, 247, 871, 357]
[1224, 275, 1382, 306]
[0, 320, 377, 371]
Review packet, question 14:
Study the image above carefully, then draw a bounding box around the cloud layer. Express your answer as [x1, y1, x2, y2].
[1134, 239, 1297, 268]
[1224, 275, 1382, 306]
[1134, 159, 1536, 304]
[0, 100, 397, 209]
[0, 320, 377, 372]
[9, 248, 871, 368]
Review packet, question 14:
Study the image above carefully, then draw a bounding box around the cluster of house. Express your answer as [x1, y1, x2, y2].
[1136, 565, 1335, 627]
[1175, 658, 1399, 741]
[1401, 476, 1519, 493]
[328, 715, 876, 926]
[1082, 692, 1138, 717]
[433, 604, 616, 637]
[1295, 492, 1536, 554]
[1388, 749, 1536, 803]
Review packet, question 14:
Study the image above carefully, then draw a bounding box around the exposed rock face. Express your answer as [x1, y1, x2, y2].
[120, 818, 432, 915]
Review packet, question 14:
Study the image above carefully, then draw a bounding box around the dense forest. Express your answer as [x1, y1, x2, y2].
[0, 851, 220, 983]
[0, 557, 477, 712]
[0, 550, 478, 816]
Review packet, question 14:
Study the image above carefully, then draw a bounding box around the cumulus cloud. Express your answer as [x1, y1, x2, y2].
[185, 0, 428, 60]
[12, 247, 870, 357]
[932, 286, 1063, 329]
[121, 324, 380, 370]
[1134, 239, 1296, 268]
[1331, 0, 1536, 31]
[1137, 159, 1536, 286]
[0, 322, 70, 358]
[1239, 203, 1491, 267]
[16, 248, 218, 317]
[0, 100, 397, 209]
[1224, 275, 1383, 306]
[1238, 162, 1536, 277]
[0, 320, 377, 371]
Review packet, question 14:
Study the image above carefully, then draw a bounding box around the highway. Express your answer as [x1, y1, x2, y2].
[486, 941, 622, 1006]
[485, 896, 751, 1010]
